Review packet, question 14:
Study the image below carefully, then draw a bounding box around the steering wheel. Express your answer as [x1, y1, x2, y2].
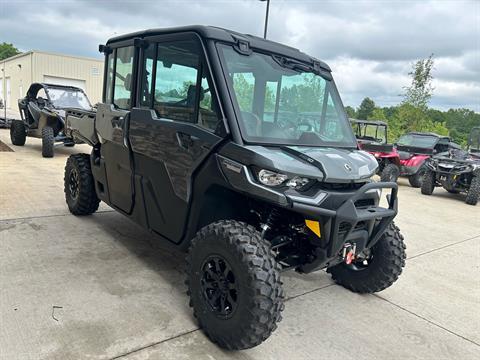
[296, 122, 315, 132]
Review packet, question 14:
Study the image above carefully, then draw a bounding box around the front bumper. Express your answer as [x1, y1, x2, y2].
[400, 165, 421, 176]
[289, 182, 398, 272]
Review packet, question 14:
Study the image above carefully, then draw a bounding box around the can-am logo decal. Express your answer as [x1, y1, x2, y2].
[344, 164, 352, 172]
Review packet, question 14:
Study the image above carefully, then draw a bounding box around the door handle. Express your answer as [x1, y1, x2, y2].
[111, 116, 124, 129]
[176, 131, 195, 149]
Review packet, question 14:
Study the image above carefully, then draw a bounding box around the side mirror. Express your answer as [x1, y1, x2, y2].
[98, 44, 112, 55]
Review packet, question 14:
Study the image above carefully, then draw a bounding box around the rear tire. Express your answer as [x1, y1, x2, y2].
[421, 170, 435, 195]
[380, 163, 400, 183]
[41, 126, 54, 158]
[408, 165, 426, 188]
[465, 176, 480, 206]
[64, 154, 100, 215]
[10, 120, 26, 146]
[186, 220, 284, 350]
[328, 222, 406, 293]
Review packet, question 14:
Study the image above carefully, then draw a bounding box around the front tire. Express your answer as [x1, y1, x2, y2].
[41, 126, 55, 158]
[10, 120, 26, 146]
[465, 176, 480, 206]
[64, 154, 100, 215]
[421, 170, 435, 195]
[328, 222, 406, 293]
[408, 165, 426, 188]
[186, 220, 284, 350]
[380, 163, 400, 183]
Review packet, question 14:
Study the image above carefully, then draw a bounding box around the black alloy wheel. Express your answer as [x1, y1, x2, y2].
[201, 255, 238, 318]
[68, 168, 80, 201]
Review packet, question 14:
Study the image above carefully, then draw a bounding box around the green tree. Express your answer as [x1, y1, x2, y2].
[0, 42, 20, 60]
[232, 73, 254, 111]
[443, 108, 480, 145]
[369, 107, 387, 120]
[403, 54, 434, 109]
[357, 97, 375, 120]
[344, 106, 356, 118]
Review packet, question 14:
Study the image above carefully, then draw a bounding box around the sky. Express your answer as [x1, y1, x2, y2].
[1, 0, 479, 111]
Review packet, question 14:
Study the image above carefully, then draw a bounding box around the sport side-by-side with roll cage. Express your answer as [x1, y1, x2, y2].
[10, 83, 93, 157]
[62, 26, 406, 349]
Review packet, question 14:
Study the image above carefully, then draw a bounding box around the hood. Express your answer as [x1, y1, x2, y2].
[285, 146, 378, 183]
[226, 144, 378, 183]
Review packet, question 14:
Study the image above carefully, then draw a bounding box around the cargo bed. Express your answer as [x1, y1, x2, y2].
[64, 108, 98, 146]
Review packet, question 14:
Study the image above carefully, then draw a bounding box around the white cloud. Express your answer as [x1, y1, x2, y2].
[1, 0, 478, 111]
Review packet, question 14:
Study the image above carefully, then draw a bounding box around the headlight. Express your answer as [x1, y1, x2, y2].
[257, 169, 311, 189]
[286, 176, 310, 189]
[258, 169, 288, 186]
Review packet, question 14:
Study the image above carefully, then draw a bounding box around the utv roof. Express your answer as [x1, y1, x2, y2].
[26, 83, 85, 99]
[405, 131, 449, 139]
[105, 25, 331, 72]
[350, 118, 387, 126]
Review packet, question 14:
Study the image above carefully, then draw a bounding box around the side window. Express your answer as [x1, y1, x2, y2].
[139, 38, 221, 131]
[153, 40, 200, 122]
[104, 53, 114, 103]
[36, 88, 47, 100]
[113, 46, 135, 109]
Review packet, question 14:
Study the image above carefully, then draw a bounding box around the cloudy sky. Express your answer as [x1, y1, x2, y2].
[1, 0, 479, 111]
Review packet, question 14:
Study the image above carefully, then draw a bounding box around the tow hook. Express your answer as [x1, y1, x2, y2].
[342, 243, 357, 265]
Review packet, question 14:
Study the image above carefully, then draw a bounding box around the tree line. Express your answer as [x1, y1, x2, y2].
[346, 55, 479, 146]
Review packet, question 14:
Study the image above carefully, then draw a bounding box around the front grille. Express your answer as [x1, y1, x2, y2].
[319, 182, 365, 191]
[338, 222, 352, 235]
[354, 198, 375, 208]
[338, 221, 366, 236]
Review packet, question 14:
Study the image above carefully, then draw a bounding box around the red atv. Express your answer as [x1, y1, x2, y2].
[351, 119, 401, 182]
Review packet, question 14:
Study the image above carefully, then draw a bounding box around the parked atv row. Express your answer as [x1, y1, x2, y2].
[10, 83, 93, 157]
[351, 120, 480, 205]
[351, 119, 459, 188]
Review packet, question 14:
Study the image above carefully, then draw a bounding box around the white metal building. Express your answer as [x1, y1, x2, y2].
[0, 50, 104, 115]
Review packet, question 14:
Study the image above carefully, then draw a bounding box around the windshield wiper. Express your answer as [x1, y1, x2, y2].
[272, 55, 332, 80]
[280, 146, 326, 181]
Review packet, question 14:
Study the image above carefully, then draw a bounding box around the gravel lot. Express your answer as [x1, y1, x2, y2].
[0, 129, 479, 360]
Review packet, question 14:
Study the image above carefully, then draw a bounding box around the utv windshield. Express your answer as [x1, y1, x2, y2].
[46, 87, 92, 110]
[352, 122, 387, 144]
[397, 134, 439, 148]
[469, 128, 480, 151]
[218, 45, 356, 147]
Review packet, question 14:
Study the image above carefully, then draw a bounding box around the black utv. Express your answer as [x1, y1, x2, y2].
[10, 83, 93, 157]
[422, 127, 480, 205]
[63, 26, 406, 350]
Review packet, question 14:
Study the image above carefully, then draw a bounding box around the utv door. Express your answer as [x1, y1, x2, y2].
[96, 45, 136, 213]
[129, 36, 225, 243]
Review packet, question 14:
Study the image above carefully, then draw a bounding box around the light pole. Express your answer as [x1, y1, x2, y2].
[1, 61, 5, 122]
[260, 0, 270, 39]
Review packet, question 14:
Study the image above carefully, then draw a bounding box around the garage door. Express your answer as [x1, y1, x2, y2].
[43, 76, 86, 90]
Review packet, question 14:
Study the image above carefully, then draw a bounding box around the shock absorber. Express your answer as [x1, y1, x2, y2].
[261, 208, 282, 239]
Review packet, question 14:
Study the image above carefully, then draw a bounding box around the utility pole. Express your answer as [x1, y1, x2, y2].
[260, 0, 270, 39]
